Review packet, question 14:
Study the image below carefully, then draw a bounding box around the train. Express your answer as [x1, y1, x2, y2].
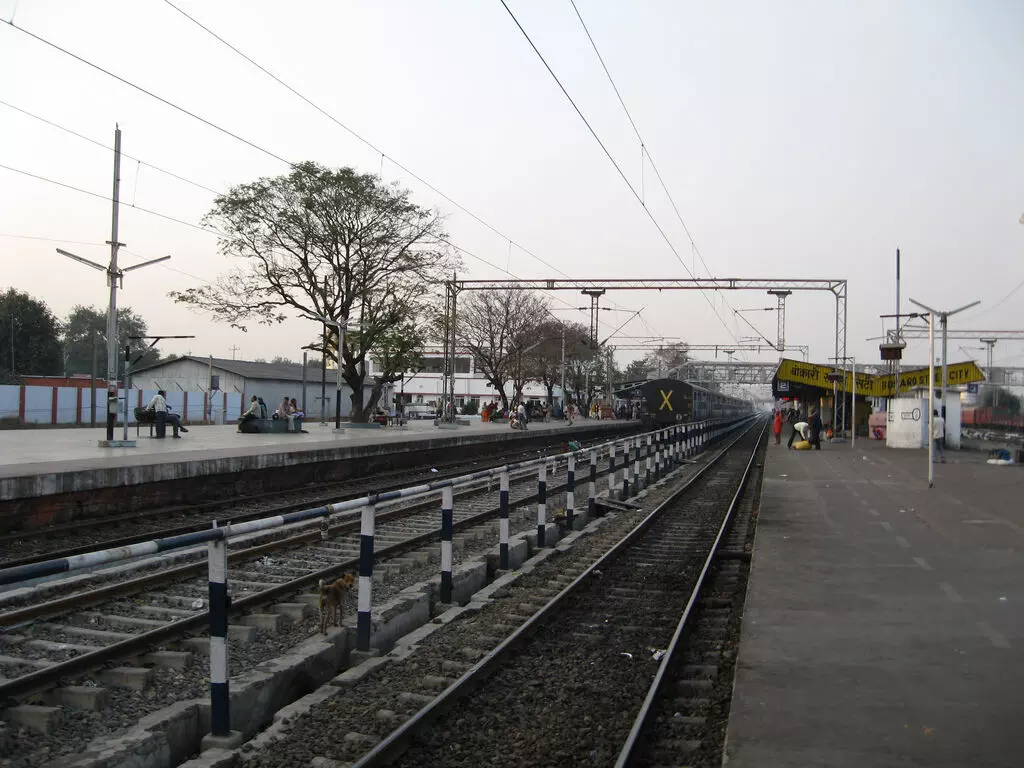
[614, 378, 753, 428]
[961, 407, 1024, 430]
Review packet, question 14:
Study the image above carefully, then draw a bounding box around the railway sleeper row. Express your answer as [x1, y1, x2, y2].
[0, 424, 741, 766]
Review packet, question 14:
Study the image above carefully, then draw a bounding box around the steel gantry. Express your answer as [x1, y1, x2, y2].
[439, 277, 847, 420]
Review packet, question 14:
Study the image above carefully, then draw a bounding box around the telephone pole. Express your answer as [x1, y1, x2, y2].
[55, 125, 169, 447]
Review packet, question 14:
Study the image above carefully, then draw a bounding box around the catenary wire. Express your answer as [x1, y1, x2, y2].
[0, 98, 221, 196]
[500, 0, 742, 347]
[568, 0, 757, 355]
[0, 15, 632, 337]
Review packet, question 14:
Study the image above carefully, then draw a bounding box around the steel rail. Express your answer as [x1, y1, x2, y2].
[0, 424, 654, 587]
[350, 416, 762, 768]
[0, 431, 631, 571]
[0, 419, 744, 700]
[613, 419, 767, 767]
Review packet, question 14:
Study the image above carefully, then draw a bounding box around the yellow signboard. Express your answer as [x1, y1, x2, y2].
[774, 359, 984, 398]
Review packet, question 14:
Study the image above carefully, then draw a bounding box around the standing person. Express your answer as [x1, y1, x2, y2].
[808, 408, 823, 450]
[516, 400, 528, 430]
[773, 410, 784, 445]
[566, 401, 576, 426]
[932, 409, 946, 463]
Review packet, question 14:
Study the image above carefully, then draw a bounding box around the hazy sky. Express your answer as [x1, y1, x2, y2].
[2, 0, 1022, 372]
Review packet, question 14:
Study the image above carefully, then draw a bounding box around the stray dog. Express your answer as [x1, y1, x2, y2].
[318, 573, 356, 634]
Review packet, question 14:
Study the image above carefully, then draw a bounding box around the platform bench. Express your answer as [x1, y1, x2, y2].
[134, 407, 157, 438]
[238, 417, 305, 434]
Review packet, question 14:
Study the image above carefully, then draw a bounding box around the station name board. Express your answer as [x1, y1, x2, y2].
[774, 359, 984, 398]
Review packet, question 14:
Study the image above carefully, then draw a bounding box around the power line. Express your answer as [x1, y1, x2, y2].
[0, 162, 221, 236]
[158, 0, 573, 281]
[500, 0, 739, 346]
[0, 98, 221, 196]
[568, 0, 738, 326]
[0, 232, 104, 246]
[0, 14, 629, 335]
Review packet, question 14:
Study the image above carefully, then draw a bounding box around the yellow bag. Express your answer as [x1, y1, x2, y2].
[793, 440, 812, 451]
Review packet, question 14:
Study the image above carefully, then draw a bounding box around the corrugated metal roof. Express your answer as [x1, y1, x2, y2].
[133, 356, 319, 382]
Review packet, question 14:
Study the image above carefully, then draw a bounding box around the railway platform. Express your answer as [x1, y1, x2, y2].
[725, 438, 1024, 767]
[0, 418, 634, 530]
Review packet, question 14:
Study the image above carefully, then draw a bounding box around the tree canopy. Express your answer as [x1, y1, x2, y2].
[170, 162, 454, 421]
[63, 305, 160, 378]
[0, 289, 63, 382]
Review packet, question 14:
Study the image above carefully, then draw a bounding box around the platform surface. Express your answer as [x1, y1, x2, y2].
[0, 418, 616, 479]
[725, 438, 1024, 768]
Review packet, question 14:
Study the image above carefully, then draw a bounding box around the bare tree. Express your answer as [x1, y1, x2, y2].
[457, 289, 547, 410]
[523, 320, 591, 407]
[169, 162, 454, 421]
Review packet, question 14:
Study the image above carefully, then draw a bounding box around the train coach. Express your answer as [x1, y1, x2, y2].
[615, 378, 753, 427]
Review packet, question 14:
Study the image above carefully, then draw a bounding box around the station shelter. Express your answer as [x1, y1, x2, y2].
[771, 358, 985, 439]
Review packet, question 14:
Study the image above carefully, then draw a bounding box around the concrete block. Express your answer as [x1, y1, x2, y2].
[4, 704, 63, 734]
[176, 747, 239, 768]
[295, 593, 321, 609]
[274, 602, 312, 622]
[200, 729, 245, 752]
[228, 624, 258, 644]
[183, 637, 211, 654]
[100, 666, 154, 691]
[142, 650, 194, 669]
[241, 613, 285, 631]
[48, 685, 110, 711]
[311, 758, 352, 768]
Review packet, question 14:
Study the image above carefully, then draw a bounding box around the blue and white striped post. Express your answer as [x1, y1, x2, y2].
[654, 432, 662, 480]
[566, 455, 575, 530]
[608, 443, 617, 500]
[207, 522, 230, 737]
[671, 427, 679, 465]
[645, 435, 653, 487]
[588, 449, 597, 517]
[440, 486, 454, 603]
[356, 504, 374, 651]
[499, 471, 510, 570]
[537, 463, 547, 548]
[632, 437, 641, 496]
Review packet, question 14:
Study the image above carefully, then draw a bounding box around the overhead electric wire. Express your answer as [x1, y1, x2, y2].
[0, 98, 221, 196]
[0, 162, 222, 237]
[0, 13, 629, 335]
[500, 0, 740, 347]
[0, 232, 104, 246]
[158, 0, 584, 284]
[568, 0, 750, 353]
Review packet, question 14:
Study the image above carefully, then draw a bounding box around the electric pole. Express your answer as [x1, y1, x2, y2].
[909, 298, 980, 422]
[981, 338, 998, 408]
[55, 125, 169, 447]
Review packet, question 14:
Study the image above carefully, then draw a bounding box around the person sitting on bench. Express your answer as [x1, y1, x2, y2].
[239, 395, 260, 432]
[147, 390, 188, 438]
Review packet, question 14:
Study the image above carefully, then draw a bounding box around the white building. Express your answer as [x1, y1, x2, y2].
[131, 356, 382, 419]
[369, 350, 564, 411]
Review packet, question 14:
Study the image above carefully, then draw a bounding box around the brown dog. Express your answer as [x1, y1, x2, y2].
[318, 573, 355, 634]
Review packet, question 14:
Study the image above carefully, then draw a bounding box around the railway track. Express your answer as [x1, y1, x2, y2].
[338, 419, 766, 768]
[0, 431, 612, 569]
[0, 421, 706, 718]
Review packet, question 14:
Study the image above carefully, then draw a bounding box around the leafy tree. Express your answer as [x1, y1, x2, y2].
[270, 356, 294, 365]
[457, 289, 547, 410]
[522, 320, 591, 407]
[0, 289, 63, 382]
[62, 305, 160, 378]
[623, 358, 651, 383]
[981, 386, 1022, 415]
[169, 162, 453, 421]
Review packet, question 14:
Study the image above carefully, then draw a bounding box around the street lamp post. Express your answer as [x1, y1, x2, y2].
[909, 297, 980, 428]
[309, 315, 346, 431]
